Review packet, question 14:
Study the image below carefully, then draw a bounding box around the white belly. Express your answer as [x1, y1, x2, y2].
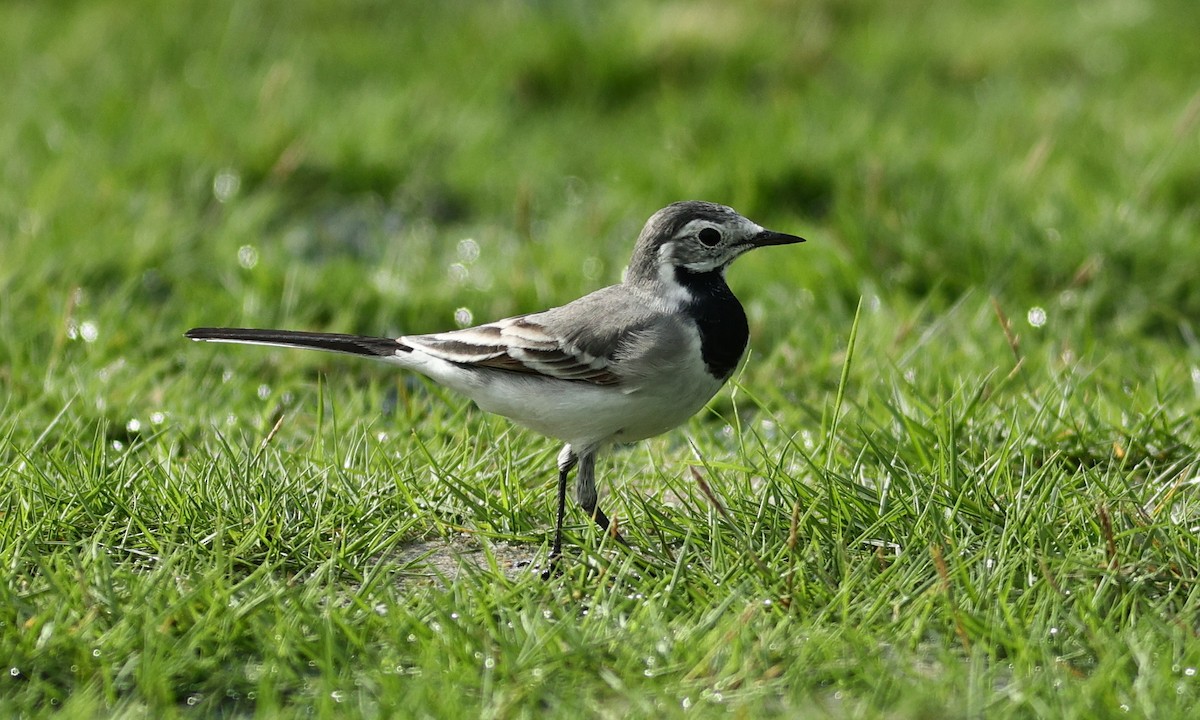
[387, 347, 726, 448]
[480, 371, 724, 446]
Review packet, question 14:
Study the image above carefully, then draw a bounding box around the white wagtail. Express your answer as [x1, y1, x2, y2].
[187, 201, 803, 564]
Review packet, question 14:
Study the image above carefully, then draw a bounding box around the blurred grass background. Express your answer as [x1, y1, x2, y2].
[3, 0, 1200, 717]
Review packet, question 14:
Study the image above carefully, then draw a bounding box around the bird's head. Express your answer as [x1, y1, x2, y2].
[625, 201, 804, 285]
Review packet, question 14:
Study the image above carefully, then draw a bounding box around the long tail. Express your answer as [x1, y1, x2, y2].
[185, 327, 411, 357]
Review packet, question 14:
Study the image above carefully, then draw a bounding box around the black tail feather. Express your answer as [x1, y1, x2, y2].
[185, 327, 410, 357]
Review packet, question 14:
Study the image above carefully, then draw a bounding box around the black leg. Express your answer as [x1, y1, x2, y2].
[542, 446, 632, 578]
[549, 458, 571, 560]
[543, 445, 577, 579]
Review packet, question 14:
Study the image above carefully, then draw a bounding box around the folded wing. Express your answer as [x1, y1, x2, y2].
[405, 285, 679, 387]
[407, 315, 622, 385]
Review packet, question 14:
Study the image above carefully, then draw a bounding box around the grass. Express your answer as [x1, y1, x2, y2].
[3, 0, 1200, 716]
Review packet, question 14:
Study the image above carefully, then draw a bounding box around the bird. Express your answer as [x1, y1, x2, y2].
[186, 200, 804, 568]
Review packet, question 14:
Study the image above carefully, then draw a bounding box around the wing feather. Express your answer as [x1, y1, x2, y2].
[404, 315, 622, 385]
[402, 284, 689, 387]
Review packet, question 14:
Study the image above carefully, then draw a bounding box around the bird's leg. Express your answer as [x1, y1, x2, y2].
[575, 450, 628, 546]
[549, 445, 577, 563]
[574, 450, 606, 530]
[544, 446, 627, 579]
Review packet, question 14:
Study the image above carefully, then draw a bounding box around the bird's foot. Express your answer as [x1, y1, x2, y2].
[535, 545, 564, 581]
[538, 561, 560, 581]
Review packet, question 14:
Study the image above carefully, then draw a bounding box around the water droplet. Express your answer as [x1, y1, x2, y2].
[457, 238, 480, 263]
[454, 308, 473, 327]
[150, 412, 166, 425]
[484, 657, 495, 669]
[257, 384, 271, 400]
[447, 263, 469, 283]
[126, 419, 141, 433]
[1186, 667, 1197, 677]
[9, 668, 19, 677]
[213, 169, 241, 203]
[79, 320, 99, 343]
[1027, 306, 1047, 328]
[330, 690, 344, 703]
[237, 245, 259, 269]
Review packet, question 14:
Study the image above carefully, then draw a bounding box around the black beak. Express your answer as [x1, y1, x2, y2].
[750, 230, 806, 247]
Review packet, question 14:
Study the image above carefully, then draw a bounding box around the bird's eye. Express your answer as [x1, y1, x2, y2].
[698, 227, 722, 246]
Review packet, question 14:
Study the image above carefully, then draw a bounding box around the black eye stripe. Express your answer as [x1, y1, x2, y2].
[698, 227, 721, 246]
